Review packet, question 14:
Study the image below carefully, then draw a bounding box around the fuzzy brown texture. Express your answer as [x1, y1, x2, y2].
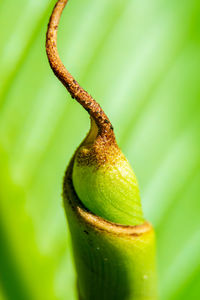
[75, 141, 124, 168]
[46, 0, 116, 146]
[74, 118, 120, 167]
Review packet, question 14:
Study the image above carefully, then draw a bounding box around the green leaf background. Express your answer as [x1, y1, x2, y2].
[0, 0, 200, 299]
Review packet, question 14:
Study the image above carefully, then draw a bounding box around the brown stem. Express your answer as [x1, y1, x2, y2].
[46, 0, 115, 140]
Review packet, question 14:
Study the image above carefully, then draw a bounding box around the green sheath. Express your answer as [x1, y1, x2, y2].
[63, 157, 158, 300]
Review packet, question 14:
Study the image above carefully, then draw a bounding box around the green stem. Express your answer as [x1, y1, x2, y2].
[46, 1, 158, 299]
[63, 157, 157, 300]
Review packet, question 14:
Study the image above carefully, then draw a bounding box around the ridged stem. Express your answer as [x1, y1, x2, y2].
[63, 157, 157, 300]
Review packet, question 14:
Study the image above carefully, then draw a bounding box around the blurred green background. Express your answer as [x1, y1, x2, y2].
[0, 0, 200, 299]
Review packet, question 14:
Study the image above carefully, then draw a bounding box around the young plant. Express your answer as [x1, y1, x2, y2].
[46, 0, 157, 299]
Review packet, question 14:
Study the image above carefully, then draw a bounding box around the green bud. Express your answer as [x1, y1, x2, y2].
[72, 120, 144, 225]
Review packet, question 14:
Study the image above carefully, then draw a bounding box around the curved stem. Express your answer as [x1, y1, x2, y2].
[46, 2, 157, 299]
[46, 0, 115, 139]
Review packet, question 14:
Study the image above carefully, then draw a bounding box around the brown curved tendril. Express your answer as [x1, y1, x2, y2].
[46, 0, 115, 141]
